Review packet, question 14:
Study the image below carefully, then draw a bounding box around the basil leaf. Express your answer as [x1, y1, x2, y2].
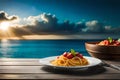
[70, 49, 76, 56]
[108, 37, 112, 43]
[118, 38, 120, 42]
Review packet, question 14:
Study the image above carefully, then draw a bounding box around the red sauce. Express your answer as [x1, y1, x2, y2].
[98, 39, 120, 46]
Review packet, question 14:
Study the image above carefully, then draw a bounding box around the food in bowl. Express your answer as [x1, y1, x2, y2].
[51, 49, 89, 66]
[98, 37, 120, 46]
[85, 37, 120, 60]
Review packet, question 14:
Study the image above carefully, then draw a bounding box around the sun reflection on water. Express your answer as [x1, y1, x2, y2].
[0, 39, 11, 57]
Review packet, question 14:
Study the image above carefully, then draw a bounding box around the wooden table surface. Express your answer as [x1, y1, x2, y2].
[0, 58, 120, 79]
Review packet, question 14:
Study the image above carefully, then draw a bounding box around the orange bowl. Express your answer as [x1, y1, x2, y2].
[85, 42, 120, 60]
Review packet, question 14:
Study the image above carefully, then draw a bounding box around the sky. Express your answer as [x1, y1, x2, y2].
[0, 0, 120, 39]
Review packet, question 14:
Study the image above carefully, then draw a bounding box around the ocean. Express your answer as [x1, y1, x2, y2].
[0, 39, 100, 58]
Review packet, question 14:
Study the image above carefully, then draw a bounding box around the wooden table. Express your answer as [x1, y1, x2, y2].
[0, 58, 120, 79]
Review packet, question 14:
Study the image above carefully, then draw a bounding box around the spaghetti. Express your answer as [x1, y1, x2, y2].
[51, 49, 89, 66]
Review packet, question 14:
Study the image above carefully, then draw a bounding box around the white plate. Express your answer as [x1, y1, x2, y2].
[40, 56, 102, 69]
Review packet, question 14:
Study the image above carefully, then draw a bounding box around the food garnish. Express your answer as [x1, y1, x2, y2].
[98, 37, 120, 46]
[62, 49, 83, 59]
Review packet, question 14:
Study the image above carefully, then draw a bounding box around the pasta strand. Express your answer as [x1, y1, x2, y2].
[51, 55, 89, 66]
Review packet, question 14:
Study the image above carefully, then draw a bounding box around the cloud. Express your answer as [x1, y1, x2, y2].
[0, 11, 18, 22]
[82, 20, 120, 34]
[82, 20, 105, 33]
[1, 11, 120, 38]
[104, 26, 120, 33]
[10, 13, 86, 36]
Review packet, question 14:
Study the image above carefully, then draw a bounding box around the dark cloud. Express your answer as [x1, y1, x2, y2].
[0, 11, 18, 22]
[82, 20, 105, 33]
[82, 20, 120, 34]
[104, 27, 120, 34]
[10, 13, 86, 36]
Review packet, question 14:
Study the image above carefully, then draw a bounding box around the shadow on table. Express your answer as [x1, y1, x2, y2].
[41, 65, 106, 76]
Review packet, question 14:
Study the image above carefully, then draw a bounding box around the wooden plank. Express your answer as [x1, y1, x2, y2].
[0, 59, 119, 64]
[1, 62, 119, 66]
[0, 62, 41, 66]
[0, 59, 119, 66]
[0, 73, 119, 79]
[0, 59, 42, 66]
[0, 66, 119, 74]
[0, 58, 39, 62]
[0, 66, 47, 73]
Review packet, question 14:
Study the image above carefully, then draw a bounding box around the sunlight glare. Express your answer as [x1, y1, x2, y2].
[1, 39, 10, 57]
[0, 22, 10, 30]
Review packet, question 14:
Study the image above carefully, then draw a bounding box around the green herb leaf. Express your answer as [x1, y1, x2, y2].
[118, 38, 120, 42]
[108, 37, 112, 43]
[70, 49, 76, 56]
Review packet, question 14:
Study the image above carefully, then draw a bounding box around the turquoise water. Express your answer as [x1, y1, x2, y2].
[0, 39, 100, 58]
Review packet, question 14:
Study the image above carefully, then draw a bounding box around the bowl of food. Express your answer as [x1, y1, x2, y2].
[85, 37, 120, 60]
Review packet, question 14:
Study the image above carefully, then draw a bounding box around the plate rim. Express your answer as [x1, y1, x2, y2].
[39, 56, 102, 69]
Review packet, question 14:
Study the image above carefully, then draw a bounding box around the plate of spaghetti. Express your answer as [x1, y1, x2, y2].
[40, 49, 102, 69]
